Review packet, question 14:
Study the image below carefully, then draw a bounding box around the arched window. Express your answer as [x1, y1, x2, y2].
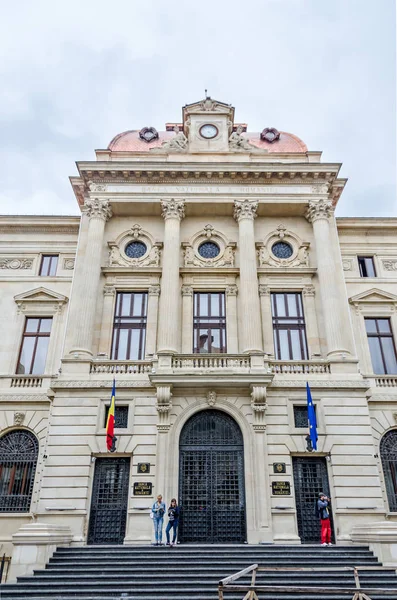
[380, 429, 397, 512]
[0, 430, 39, 512]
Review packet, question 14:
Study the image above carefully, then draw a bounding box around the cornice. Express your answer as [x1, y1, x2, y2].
[0, 216, 80, 234]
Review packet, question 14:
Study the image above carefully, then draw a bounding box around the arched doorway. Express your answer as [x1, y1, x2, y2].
[179, 409, 246, 543]
[0, 429, 38, 513]
[380, 429, 397, 512]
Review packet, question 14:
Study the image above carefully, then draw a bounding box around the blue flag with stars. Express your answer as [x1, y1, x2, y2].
[306, 382, 318, 451]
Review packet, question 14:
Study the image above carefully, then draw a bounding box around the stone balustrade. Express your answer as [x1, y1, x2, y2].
[172, 354, 251, 370]
[270, 360, 331, 375]
[10, 376, 43, 388]
[89, 360, 152, 375]
[374, 375, 397, 388]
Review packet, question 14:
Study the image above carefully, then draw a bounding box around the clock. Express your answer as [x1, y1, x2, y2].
[199, 124, 218, 139]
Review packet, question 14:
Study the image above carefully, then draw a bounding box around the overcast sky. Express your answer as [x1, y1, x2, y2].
[0, 0, 395, 217]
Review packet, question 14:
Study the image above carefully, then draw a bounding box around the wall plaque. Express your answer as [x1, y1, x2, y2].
[272, 481, 291, 496]
[137, 463, 150, 474]
[133, 482, 152, 496]
[273, 462, 286, 474]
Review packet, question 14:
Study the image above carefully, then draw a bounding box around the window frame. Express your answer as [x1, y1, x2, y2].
[0, 429, 39, 513]
[193, 291, 227, 354]
[111, 292, 148, 361]
[16, 317, 52, 375]
[39, 255, 59, 277]
[358, 256, 376, 278]
[365, 317, 397, 375]
[271, 292, 309, 360]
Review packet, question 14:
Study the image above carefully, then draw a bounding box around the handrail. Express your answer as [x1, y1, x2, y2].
[218, 564, 397, 600]
[0, 553, 11, 583]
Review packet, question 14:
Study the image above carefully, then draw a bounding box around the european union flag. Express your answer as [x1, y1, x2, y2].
[306, 382, 318, 451]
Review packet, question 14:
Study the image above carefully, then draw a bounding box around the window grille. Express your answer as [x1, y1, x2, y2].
[104, 405, 129, 429]
[380, 429, 397, 512]
[0, 430, 38, 513]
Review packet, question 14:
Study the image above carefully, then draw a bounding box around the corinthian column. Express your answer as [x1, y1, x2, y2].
[157, 199, 185, 354]
[69, 199, 112, 357]
[234, 200, 263, 353]
[306, 200, 355, 358]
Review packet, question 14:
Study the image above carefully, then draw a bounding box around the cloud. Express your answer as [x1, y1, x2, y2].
[0, 0, 395, 216]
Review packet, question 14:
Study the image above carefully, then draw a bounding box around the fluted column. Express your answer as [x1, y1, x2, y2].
[157, 199, 185, 354]
[225, 285, 239, 353]
[181, 285, 193, 353]
[234, 200, 263, 353]
[145, 285, 160, 357]
[259, 285, 275, 357]
[69, 199, 112, 357]
[306, 200, 355, 358]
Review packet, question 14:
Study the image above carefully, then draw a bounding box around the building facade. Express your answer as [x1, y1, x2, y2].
[1, 97, 397, 556]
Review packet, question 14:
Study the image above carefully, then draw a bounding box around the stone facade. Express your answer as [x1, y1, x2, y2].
[1, 98, 397, 558]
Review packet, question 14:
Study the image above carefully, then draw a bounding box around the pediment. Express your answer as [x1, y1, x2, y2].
[182, 97, 235, 119]
[14, 287, 68, 305]
[349, 288, 397, 305]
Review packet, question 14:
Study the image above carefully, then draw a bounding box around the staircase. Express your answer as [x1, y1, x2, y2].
[1, 544, 397, 600]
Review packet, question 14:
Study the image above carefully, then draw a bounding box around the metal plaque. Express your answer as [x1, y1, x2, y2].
[137, 463, 150, 474]
[273, 462, 286, 474]
[133, 482, 152, 496]
[272, 481, 291, 496]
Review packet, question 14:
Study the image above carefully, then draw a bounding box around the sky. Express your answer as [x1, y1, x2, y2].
[0, 0, 395, 217]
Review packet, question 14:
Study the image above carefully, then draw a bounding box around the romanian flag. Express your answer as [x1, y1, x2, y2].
[106, 379, 116, 451]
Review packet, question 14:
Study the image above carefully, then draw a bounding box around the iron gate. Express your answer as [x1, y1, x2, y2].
[179, 410, 246, 543]
[292, 456, 334, 544]
[380, 429, 397, 512]
[87, 457, 130, 545]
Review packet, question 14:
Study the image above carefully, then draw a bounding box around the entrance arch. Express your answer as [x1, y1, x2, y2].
[380, 429, 397, 512]
[178, 409, 246, 543]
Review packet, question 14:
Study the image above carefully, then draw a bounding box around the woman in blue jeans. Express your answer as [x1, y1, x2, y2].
[165, 498, 180, 547]
[152, 494, 166, 545]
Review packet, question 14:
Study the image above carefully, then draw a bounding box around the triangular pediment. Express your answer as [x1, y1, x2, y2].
[14, 287, 68, 305]
[349, 288, 397, 304]
[182, 97, 235, 119]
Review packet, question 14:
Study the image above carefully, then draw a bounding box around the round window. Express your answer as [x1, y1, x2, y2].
[125, 241, 147, 259]
[198, 241, 220, 259]
[272, 241, 293, 259]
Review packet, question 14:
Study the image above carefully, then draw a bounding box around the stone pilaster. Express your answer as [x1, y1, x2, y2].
[145, 285, 160, 358]
[155, 385, 172, 499]
[69, 199, 112, 357]
[302, 284, 321, 357]
[181, 285, 193, 353]
[306, 200, 355, 359]
[225, 285, 239, 353]
[157, 200, 185, 354]
[98, 284, 116, 356]
[234, 200, 263, 354]
[258, 284, 274, 358]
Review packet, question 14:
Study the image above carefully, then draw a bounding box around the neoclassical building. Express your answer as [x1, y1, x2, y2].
[1, 97, 397, 564]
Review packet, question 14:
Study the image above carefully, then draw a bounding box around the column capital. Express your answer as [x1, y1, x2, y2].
[302, 284, 315, 297]
[233, 199, 258, 222]
[226, 284, 238, 296]
[149, 285, 161, 296]
[305, 199, 333, 223]
[258, 284, 271, 296]
[181, 285, 193, 296]
[82, 199, 112, 221]
[103, 284, 116, 296]
[161, 199, 185, 221]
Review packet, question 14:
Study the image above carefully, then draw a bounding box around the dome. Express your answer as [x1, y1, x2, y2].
[108, 129, 307, 153]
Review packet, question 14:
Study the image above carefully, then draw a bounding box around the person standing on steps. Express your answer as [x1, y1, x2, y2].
[317, 492, 332, 546]
[152, 494, 166, 546]
[165, 498, 180, 547]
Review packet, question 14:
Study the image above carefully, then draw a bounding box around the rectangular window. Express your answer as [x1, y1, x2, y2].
[293, 405, 316, 428]
[16, 317, 52, 374]
[111, 292, 147, 360]
[358, 256, 376, 278]
[365, 318, 397, 374]
[271, 292, 308, 360]
[39, 255, 58, 276]
[104, 405, 129, 429]
[193, 292, 226, 353]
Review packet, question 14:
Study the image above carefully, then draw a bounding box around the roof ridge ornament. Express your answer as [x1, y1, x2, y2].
[139, 127, 159, 142]
[261, 127, 280, 143]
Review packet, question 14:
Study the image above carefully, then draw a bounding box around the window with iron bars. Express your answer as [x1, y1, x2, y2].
[0, 430, 38, 513]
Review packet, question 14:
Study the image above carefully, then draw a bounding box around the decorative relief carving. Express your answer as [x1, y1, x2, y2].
[305, 200, 333, 223]
[156, 125, 188, 152]
[226, 285, 238, 296]
[13, 412, 26, 426]
[206, 390, 217, 406]
[148, 285, 161, 296]
[302, 285, 315, 297]
[229, 125, 257, 151]
[103, 285, 116, 296]
[183, 224, 235, 268]
[383, 260, 397, 271]
[63, 258, 75, 270]
[233, 199, 258, 222]
[257, 224, 309, 268]
[87, 181, 108, 193]
[342, 259, 353, 271]
[161, 199, 186, 221]
[51, 380, 152, 388]
[0, 258, 33, 270]
[198, 97, 225, 112]
[83, 199, 112, 221]
[181, 285, 193, 297]
[258, 285, 271, 296]
[108, 225, 162, 268]
[310, 184, 329, 195]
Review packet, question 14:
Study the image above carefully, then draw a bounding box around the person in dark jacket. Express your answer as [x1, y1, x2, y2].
[317, 492, 332, 546]
[165, 498, 180, 547]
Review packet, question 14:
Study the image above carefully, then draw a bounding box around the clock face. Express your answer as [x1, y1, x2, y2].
[199, 124, 218, 139]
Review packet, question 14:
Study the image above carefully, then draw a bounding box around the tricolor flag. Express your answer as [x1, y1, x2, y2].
[306, 382, 318, 451]
[106, 379, 116, 452]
